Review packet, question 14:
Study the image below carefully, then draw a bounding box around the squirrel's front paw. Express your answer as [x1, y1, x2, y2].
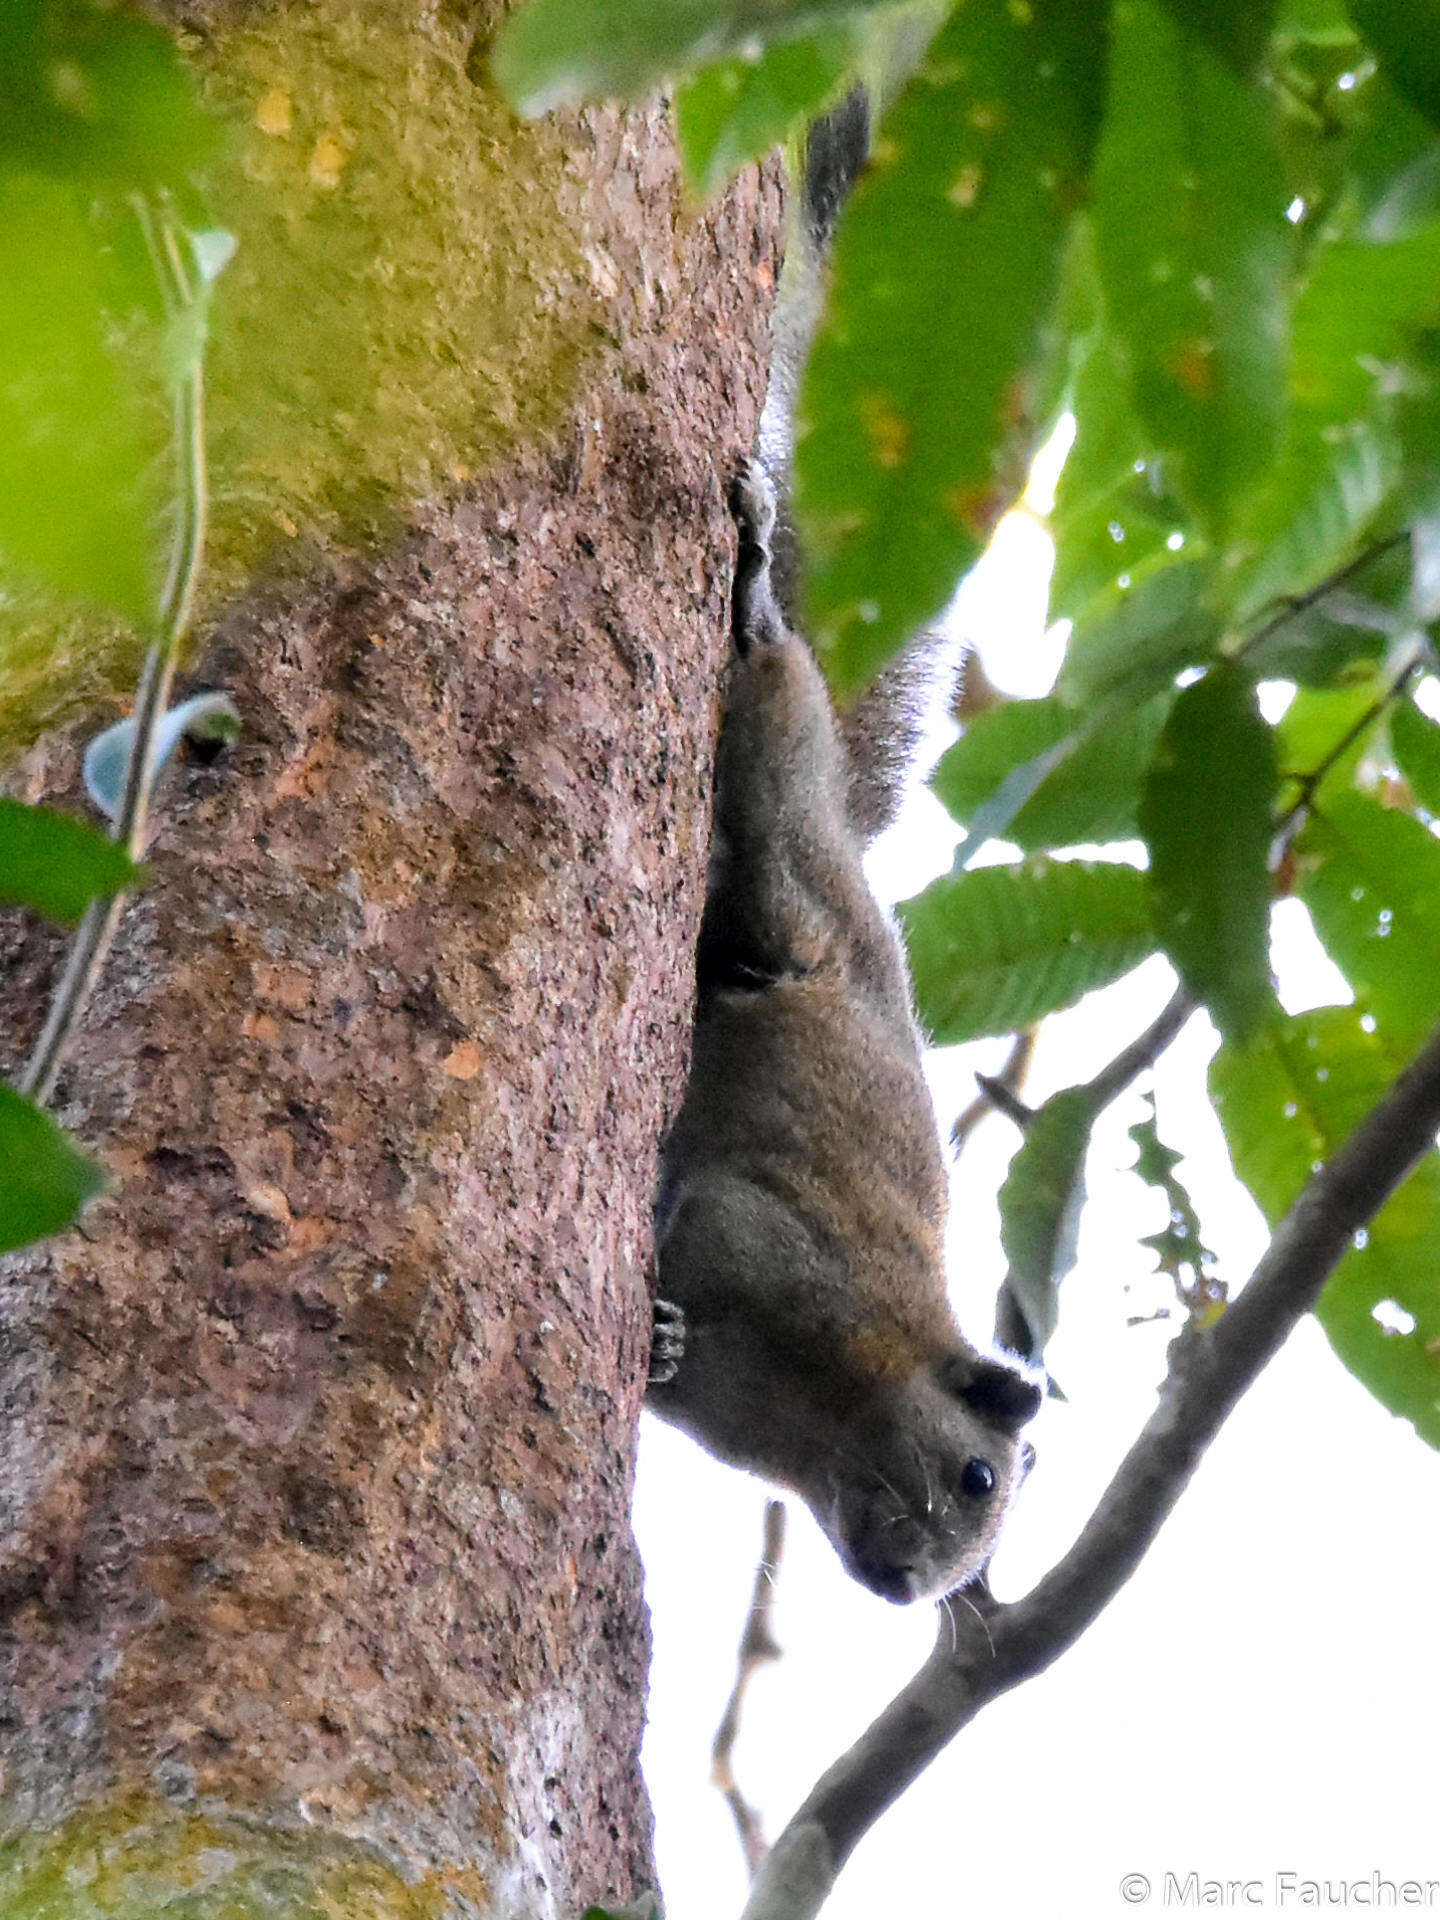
[729, 459, 777, 551]
[648, 1297, 686, 1386]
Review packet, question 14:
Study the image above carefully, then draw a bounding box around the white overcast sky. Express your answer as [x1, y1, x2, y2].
[633, 473, 1440, 1920]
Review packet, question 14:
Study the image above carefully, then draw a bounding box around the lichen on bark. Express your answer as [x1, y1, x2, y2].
[0, 1, 783, 1912]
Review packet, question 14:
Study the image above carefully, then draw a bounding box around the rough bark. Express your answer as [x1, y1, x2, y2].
[0, 7, 781, 1912]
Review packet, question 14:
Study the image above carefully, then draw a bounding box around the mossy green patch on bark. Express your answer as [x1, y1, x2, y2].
[0, 1796, 477, 1919]
[0, 0, 604, 749]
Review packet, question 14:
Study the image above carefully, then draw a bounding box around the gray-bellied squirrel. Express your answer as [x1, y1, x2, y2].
[646, 95, 1041, 1603]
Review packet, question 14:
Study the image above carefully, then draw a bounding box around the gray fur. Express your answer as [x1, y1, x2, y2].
[649, 468, 1038, 1603]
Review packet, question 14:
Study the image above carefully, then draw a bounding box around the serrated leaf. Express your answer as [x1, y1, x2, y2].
[1056, 550, 1220, 705]
[1351, 0, 1440, 135]
[0, 0, 220, 187]
[676, 30, 856, 199]
[0, 798, 138, 924]
[932, 691, 1172, 850]
[1391, 699, 1440, 815]
[492, 0, 869, 116]
[1231, 221, 1440, 614]
[1139, 664, 1278, 1039]
[898, 857, 1155, 1044]
[1211, 1006, 1440, 1445]
[0, 174, 159, 624]
[1129, 1089, 1220, 1307]
[1298, 793, 1440, 1054]
[998, 1086, 1093, 1355]
[0, 1083, 106, 1256]
[1089, 0, 1289, 542]
[795, 0, 1109, 693]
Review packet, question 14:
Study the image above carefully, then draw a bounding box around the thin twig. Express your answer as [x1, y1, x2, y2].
[1237, 530, 1409, 664]
[740, 1012, 1440, 1920]
[1272, 650, 1426, 853]
[952, 1030, 1036, 1153]
[713, 1500, 788, 1879]
[1083, 985, 1194, 1108]
[19, 204, 207, 1107]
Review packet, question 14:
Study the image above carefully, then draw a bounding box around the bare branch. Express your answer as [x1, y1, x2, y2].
[713, 1500, 788, 1879]
[1083, 985, 1194, 1109]
[951, 1029, 1036, 1153]
[741, 1013, 1440, 1920]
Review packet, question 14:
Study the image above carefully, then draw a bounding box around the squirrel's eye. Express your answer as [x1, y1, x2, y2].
[960, 1457, 995, 1499]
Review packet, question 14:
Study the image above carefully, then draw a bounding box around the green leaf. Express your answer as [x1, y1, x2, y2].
[1391, 698, 1440, 814]
[0, 174, 159, 624]
[1211, 1006, 1440, 1445]
[1298, 793, 1440, 1054]
[1047, 226, 1201, 627]
[1089, 0, 1289, 541]
[898, 857, 1155, 1044]
[491, 0, 869, 116]
[1351, 0, 1440, 134]
[998, 1086, 1093, 1355]
[1056, 550, 1220, 705]
[1275, 674, 1386, 807]
[1231, 221, 1440, 614]
[932, 691, 1172, 850]
[1129, 1090, 1220, 1305]
[0, 798, 138, 924]
[1138, 663, 1278, 1039]
[0, 1083, 106, 1256]
[676, 30, 857, 199]
[796, 0, 1109, 693]
[1158, 0, 1279, 74]
[0, 0, 220, 187]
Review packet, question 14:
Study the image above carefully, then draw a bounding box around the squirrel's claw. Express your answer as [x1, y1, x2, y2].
[648, 1297, 686, 1385]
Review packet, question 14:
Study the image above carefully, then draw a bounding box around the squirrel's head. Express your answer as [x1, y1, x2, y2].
[821, 1351, 1041, 1604]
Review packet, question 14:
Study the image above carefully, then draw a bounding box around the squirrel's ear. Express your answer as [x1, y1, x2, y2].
[939, 1357, 1042, 1434]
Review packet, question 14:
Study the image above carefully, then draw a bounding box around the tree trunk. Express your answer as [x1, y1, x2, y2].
[0, 5, 780, 1911]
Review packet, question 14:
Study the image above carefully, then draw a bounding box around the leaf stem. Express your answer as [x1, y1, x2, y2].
[19, 203, 208, 1108]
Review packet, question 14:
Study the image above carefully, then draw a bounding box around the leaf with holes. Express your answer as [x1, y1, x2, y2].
[1129, 1090, 1221, 1311]
[1211, 1006, 1440, 1445]
[1139, 663, 1278, 1039]
[1089, 0, 1289, 540]
[796, 0, 1109, 693]
[898, 857, 1155, 1044]
[1298, 793, 1440, 1055]
[998, 1086, 1093, 1356]
[0, 798, 139, 924]
[0, 1084, 107, 1256]
[676, 29, 856, 199]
